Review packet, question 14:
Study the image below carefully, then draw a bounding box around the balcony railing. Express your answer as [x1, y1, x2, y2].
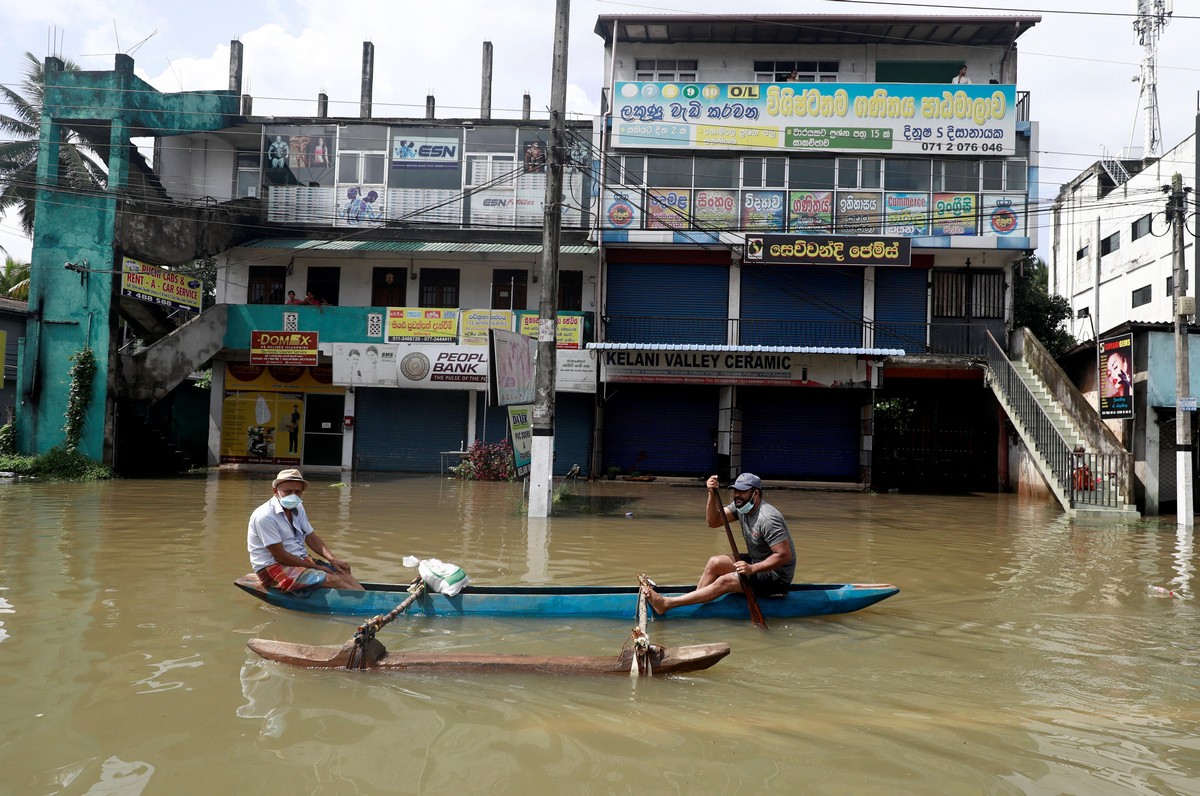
[601, 316, 998, 356]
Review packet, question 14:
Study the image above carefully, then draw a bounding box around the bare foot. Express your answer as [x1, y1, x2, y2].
[642, 585, 668, 615]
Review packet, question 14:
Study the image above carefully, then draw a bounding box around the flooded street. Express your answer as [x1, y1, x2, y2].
[1, 473, 1197, 795]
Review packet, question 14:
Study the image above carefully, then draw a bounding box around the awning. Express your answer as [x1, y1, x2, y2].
[587, 342, 905, 357]
[239, 239, 597, 255]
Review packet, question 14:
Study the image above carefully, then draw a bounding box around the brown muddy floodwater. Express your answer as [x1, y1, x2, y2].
[0, 473, 1197, 795]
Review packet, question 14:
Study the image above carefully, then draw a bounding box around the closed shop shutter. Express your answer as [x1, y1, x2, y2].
[740, 266, 864, 346]
[603, 385, 718, 476]
[355, 388, 469, 472]
[474, 392, 594, 477]
[740, 387, 861, 480]
[606, 261, 729, 344]
[875, 267, 928, 351]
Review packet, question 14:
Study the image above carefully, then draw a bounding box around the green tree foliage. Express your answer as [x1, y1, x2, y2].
[0, 256, 30, 300]
[0, 52, 107, 236]
[1014, 255, 1076, 358]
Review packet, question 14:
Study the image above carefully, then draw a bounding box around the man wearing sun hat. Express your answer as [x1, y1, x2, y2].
[247, 468, 364, 591]
[644, 472, 795, 614]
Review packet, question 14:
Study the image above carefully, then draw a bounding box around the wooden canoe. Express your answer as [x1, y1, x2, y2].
[235, 575, 898, 620]
[247, 637, 731, 675]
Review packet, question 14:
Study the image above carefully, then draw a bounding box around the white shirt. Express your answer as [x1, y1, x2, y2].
[952, 75, 971, 84]
[247, 496, 314, 571]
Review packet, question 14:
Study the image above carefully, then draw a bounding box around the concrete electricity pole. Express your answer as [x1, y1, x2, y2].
[1168, 172, 1194, 527]
[528, 0, 570, 518]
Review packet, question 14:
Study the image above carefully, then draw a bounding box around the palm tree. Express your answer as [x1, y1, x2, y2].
[0, 256, 30, 300]
[0, 52, 107, 237]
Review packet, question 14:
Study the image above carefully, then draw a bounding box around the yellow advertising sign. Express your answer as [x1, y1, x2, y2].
[516, 311, 583, 349]
[120, 256, 202, 312]
[386, 307, 460, 343]
[460, 309, 515, 346]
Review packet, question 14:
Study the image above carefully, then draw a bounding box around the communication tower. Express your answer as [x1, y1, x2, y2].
[1131, 0, 1172, 157]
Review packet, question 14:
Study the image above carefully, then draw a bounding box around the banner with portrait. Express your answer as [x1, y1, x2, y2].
[1099, 334, 1133, 419]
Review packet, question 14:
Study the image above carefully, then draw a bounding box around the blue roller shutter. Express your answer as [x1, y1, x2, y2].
[474, 392, 595, 477]
[740, 266, 863, 347]
[354, 388, 469, 472]
[740, 387, 860, 480]
[874, 267, 928, 351]
[606, 261, 728, 344]
[603, 385, 718, 477]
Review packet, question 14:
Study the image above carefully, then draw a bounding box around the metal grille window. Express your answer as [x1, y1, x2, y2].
[933, 272, 967, 317]
[932, 271, 1003, 318]
[971, 272, 1004, 318]
[1132, 285, 1152, 308]
[283, 312, 298, 332]
[367, 313, 383, 338]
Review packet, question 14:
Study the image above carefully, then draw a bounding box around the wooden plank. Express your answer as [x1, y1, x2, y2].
[247, 638, 731, 676]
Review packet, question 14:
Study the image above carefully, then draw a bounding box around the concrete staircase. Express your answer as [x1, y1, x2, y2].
[985, 330, 1139, 519]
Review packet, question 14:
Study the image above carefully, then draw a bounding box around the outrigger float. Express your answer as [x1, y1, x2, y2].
[246, 576, 732, 676]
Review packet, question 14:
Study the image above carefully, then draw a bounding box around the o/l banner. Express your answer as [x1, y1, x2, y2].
[612, 82, 1016, 156]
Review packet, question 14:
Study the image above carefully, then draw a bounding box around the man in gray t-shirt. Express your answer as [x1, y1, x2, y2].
[644, 472, 796, 614]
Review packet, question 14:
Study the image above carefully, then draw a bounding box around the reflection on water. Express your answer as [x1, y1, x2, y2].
[1, 473, 1198, 794]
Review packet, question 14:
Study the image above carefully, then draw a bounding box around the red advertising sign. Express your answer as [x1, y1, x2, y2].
[250, 331, 319, 366]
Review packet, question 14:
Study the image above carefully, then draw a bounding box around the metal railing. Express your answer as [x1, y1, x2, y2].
[601, 316, 995, 356]
[985, 330, 1122, 510]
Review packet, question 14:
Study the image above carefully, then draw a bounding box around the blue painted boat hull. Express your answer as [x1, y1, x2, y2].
[235, 575, 898, 620]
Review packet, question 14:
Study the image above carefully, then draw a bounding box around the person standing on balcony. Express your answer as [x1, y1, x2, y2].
[643, 473, 795, 614]
[248, 469, 363, 591]
[286, 290, 302, 305]
[952, 65, 971, 84]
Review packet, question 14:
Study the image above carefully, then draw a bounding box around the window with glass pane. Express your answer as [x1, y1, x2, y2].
[837, 158, 859, 189]
[743, 158, 763, 188]
[764, 157, 786, 187]
[937, 160, 979, 192]
[932, 272, 967, 317]
[604, 156, 621, 184]
[861, 159, 881, 189]
[694, 157, 738, 188]
[789, 158, 835, 189]
[646, 155, 692, 187]
[338, 154, 359, 183]
[363, 153, 386, 184]
[1005, 160, 1027, 192]
[624, 156, 645, 186]
[982, 161, 1004, 191]
[972, 273, 1004, 318]
[884, 158, 931, 191]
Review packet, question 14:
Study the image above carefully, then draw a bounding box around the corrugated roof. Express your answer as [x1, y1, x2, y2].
[587, 342, 905, 357]
[240, 239, 597, 255]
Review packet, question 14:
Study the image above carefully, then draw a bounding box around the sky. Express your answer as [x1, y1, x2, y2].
[1, 0, 1198, 266]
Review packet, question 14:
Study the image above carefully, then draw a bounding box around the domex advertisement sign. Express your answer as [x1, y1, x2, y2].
[612, 82, 1016, 156]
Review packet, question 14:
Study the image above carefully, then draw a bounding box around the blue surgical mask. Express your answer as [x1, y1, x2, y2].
[279, 494, 302, 510]
[734, 496, 756, 516]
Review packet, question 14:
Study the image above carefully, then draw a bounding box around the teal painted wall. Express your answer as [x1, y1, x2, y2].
[17, 55, 239, 461]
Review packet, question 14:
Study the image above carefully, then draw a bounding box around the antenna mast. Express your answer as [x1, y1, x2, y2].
[1132, 0, 1172, 157]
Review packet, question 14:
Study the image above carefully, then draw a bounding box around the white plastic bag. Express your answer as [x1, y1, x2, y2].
[403, 555, 470, 597]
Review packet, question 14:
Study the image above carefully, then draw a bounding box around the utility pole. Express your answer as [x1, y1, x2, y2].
[1168, 172, 1194, 527]
[528, 0, 570, 518]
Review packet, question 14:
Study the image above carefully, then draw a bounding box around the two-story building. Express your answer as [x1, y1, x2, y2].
[588, 14, 1040, 487]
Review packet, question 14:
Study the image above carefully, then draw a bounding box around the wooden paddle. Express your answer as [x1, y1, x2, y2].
[713, 486, 767, 629]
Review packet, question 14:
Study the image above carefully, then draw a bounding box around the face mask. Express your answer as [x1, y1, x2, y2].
[734, 496, 756, 516]
[279, 494, 302, 510]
